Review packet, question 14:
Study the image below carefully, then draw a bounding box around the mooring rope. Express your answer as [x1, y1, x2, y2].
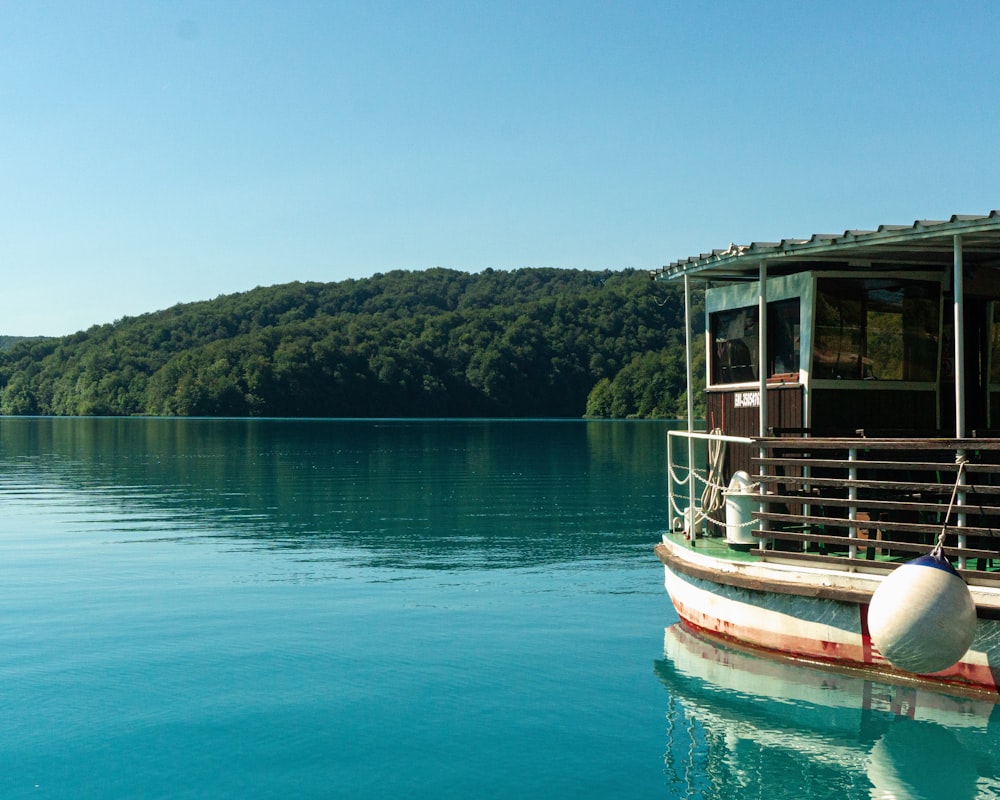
[668, 480, 759, 530]
[930, 454, 969, 559]
[700, 429, 727, 517]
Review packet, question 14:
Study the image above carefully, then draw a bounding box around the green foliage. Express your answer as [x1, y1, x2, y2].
[0, 335, 45, 353]
[0, 268, 700, 419]
[584, 346, 706, 419]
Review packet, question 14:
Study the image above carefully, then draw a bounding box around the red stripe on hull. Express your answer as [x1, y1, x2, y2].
[859, 602, 873, 665]
[671, 593, 1000, 697]
[672, 594, 872, 666]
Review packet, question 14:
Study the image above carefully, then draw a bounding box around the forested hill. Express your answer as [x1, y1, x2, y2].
[0, 268, 703, 418]
[0, 335, 42, 352]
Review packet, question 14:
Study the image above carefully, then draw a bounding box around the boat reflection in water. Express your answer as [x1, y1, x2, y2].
[656, 624, 1000, 800]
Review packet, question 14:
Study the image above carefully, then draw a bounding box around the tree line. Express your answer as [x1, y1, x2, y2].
[0, 268, 705, 419]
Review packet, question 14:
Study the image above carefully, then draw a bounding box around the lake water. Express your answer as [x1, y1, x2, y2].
[1, 418, 998, 799]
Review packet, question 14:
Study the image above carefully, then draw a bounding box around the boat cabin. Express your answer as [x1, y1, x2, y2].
[653, 213, 1000, 576]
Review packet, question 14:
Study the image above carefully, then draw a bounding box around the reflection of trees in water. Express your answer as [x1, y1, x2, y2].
[0, 418, 677, 568]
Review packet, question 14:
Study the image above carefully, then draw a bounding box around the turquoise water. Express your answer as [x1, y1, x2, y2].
[1, 418, 997, 799]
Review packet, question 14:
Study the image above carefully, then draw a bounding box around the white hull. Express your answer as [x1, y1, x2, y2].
[657, 536, 1000, 697]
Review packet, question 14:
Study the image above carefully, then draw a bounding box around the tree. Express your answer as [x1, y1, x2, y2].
[0, 268, 693, 419]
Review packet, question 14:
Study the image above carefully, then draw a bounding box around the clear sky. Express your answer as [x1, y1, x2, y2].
[3, 1, 999, 336]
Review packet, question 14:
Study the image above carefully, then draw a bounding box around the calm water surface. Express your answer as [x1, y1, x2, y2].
[0, 418, 997, 799]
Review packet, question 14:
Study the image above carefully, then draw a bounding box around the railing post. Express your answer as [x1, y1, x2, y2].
[684, 274, 697, 541]
[848, 447, 858, 559]
[757, 440, 770, 551]
[957, 448, 967, 570]
[801, 460, 811, 552]
[757, 444, 768, 550]
[667, 431, 676, 537]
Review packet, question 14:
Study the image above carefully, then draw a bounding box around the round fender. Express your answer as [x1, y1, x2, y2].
[867, 553, 976, 674]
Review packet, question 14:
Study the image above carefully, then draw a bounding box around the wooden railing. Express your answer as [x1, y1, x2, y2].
[749, 437, 1000, 580]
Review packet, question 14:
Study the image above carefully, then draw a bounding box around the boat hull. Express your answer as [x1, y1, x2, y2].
[657, 537, 1000, 698]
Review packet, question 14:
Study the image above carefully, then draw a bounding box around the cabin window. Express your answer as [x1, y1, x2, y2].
[989, 303, 1000, 385]
[711, 306, 758, 384]
[768, 298, 800, 377]
[814, 279, 938, 381]
[710, 299, 802, 385]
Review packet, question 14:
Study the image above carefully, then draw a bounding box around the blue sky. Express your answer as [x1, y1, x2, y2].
[3, 1, 999, 336]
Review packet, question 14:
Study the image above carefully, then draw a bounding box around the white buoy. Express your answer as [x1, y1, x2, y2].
[867, 552, 976, 674]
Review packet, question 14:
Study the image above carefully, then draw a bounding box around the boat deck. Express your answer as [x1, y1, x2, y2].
[662, 530, 759, 562]
[663, 528, 912, 574]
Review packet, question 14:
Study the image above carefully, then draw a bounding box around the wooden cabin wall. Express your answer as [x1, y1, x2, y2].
[810, 388, 938, 436]
[705, 385, 803, 479]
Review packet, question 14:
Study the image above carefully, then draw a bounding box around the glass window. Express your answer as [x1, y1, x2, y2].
[710, 306, 758, 385]
[768, 298, 800, 377]
[710, 299, 802, 385]
[814, 279, 938, 381]
[990, 303, 1000, 386]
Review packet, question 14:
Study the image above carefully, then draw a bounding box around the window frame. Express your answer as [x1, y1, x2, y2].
[704, 270, 943, 392]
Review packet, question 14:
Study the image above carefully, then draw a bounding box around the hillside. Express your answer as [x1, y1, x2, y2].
[0, 335, 43, 353]
[0, 268, 704, 418]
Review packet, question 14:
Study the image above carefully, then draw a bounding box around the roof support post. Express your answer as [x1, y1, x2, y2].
[684, 274, 697, 540]
[684, 274, 695, 436]
[758, 260, 768, 438]
[757, 261, 769, 550]
[953, 234, 966, 439]
[953, 234, 968, 566]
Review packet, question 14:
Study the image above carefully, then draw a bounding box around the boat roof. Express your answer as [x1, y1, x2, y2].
[651, 211, 1000, 282]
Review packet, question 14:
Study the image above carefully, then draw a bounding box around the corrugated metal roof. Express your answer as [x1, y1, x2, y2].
[651, 211, 1000, 282]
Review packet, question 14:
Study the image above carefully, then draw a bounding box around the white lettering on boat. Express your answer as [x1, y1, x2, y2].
[733, 391, 761, 409]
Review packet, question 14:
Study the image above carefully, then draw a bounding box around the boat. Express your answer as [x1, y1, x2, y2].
[656, 622, 1000, 799]
[651, 212, 1000, 698]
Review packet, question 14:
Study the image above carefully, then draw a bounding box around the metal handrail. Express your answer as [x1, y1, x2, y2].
[666, 429, 753, 539]
[751, 436, 1000, 572]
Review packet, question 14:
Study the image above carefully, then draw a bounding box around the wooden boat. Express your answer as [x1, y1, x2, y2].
[651, 212, 1000, 698]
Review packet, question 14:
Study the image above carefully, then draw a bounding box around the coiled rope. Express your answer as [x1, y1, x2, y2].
[699, 429, 727, 519]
